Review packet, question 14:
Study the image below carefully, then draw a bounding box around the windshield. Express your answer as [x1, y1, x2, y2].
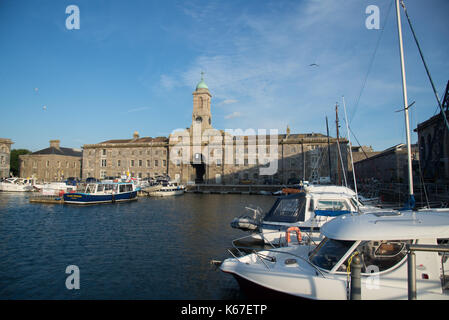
[264, 195, 306, 223]
[309, 238, 355, 270]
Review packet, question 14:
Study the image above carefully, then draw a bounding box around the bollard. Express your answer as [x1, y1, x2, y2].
[350, 255, 362, 300]
[407, 251, 417, 300]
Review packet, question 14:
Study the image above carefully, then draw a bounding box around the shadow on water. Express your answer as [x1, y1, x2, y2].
[0, 192, 275, 299]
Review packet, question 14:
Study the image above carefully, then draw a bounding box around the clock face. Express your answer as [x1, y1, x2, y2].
[195, 116, 202, 123]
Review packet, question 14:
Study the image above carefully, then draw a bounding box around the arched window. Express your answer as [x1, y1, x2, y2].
[420, 136, 426, 161]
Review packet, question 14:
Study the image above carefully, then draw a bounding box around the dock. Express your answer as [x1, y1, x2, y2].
[29, 195, 64, 204]
[186, 184, 283, 195]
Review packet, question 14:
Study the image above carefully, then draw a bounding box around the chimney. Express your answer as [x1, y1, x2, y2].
[50, 140, 60, 149]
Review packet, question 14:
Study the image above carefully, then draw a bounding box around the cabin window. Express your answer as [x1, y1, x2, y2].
[264, 196, 307, 223]
[309, 238, 355, 271]
[345, 240, 411, 273]
[316, 200, 350, 212]
[97, 184, 105, 192]
[119, 185, 126, 193]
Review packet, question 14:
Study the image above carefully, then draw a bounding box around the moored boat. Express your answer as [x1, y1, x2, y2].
[0, 177, 37, 192]
[220, 210, 449, 299]
[63, 182, 138, 204]
[231, 185, 380, 245]
[149, 181, 185, 197]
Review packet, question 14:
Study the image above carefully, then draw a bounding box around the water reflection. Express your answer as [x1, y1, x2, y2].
[0, 192, 275, 299]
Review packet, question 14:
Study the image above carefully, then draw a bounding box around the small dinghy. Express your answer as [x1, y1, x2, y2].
[230, 207, 263, 231]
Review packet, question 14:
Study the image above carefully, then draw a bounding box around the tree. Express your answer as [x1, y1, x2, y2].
[10, 149, 31, 176]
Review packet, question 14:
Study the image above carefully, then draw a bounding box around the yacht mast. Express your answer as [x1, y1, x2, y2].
[395, 0, 415, 208]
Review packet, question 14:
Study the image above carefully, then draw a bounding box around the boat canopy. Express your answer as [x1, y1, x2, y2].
[263, 193, 307, 223]
[321, 210, 449, 241]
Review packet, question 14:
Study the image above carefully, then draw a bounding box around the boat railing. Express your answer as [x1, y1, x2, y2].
[230, 228, 318, 259]
[228, 233, 326, 277]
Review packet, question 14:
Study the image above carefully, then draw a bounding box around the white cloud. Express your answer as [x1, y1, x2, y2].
[218, 99, 238, 106]
[224, 111, 241, 119]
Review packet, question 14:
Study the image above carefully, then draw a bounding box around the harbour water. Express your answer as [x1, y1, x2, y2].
[0, 192, 275, 299]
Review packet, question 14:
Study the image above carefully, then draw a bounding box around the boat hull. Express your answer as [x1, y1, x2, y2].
[0, 184, 33, 192]
[63, 191, 137, 204]
[149, 190, 184, 197]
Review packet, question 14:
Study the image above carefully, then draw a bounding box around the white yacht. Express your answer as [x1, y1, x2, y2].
[221, 209, 449, 299]
[0, 177, 36, 192]
[37, 182, 77, 196]
[149, 181, 185, 197]
[231, 185, 379, 245]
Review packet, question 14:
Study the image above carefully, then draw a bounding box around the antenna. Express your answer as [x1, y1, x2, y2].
[342, 96, 359, 210]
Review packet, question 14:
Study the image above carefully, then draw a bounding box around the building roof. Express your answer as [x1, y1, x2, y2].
[32, 147, 82, 157]
[95, 136, 169, 145]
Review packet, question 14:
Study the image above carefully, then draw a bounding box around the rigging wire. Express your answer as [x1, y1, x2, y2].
[400, 0, 449, 133]
[349, 0, 394, 125]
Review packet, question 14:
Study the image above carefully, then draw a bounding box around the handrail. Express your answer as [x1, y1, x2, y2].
[406, 244, 449, 300]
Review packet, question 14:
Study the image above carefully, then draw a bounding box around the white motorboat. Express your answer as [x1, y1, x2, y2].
[231, 185, 380, 245]
[37, 182, 77, 196]
[149, 181, 185, 197]
[0, 177, 37, 192]
[221, 209, 449, 299]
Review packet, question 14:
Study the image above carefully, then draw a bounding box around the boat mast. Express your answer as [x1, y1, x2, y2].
[342, 96, 359, 207]
[395, 0, 415, 208]
[335, 103, 342, 185]
[326, 116, 332, 183]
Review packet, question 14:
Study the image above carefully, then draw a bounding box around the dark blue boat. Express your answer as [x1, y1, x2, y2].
[63, 182, 138, 204]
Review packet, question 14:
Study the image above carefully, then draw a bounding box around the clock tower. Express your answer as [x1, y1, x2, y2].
[192, 72, 212, 133]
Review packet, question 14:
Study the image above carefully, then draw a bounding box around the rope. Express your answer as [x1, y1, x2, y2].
[346, 251, 359, 299]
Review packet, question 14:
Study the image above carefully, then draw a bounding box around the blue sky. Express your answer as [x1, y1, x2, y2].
[1, 0, 448, 152]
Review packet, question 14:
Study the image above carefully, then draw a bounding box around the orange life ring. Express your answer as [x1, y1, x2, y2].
[285, 226, 302, 244]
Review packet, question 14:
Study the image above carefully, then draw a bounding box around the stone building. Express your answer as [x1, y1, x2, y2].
[19, 140, 82, 182]
[415, 109, 449, 184]
[0, 138, 13, 178]
[82, 133, 169, 180]
[353, 143, 419, 184]
[82, 76, 348, 184]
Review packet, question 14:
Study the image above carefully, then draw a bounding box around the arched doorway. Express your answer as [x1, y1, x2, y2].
[192, 153, 206, 184]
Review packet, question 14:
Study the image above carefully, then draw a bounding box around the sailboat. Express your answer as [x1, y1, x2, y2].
[219, 0, 449, 300]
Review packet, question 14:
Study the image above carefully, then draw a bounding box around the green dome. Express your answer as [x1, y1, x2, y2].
[196, 79, 208, 90]
[196, 72, 208, 90]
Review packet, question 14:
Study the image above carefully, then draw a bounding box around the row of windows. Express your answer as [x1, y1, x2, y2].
[99, 159, 167, 168]
[92, 146, 324, 157]
[22, 160, 78, 168]
[99, 171, 165, 179]
[95, 149, 167, 156]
